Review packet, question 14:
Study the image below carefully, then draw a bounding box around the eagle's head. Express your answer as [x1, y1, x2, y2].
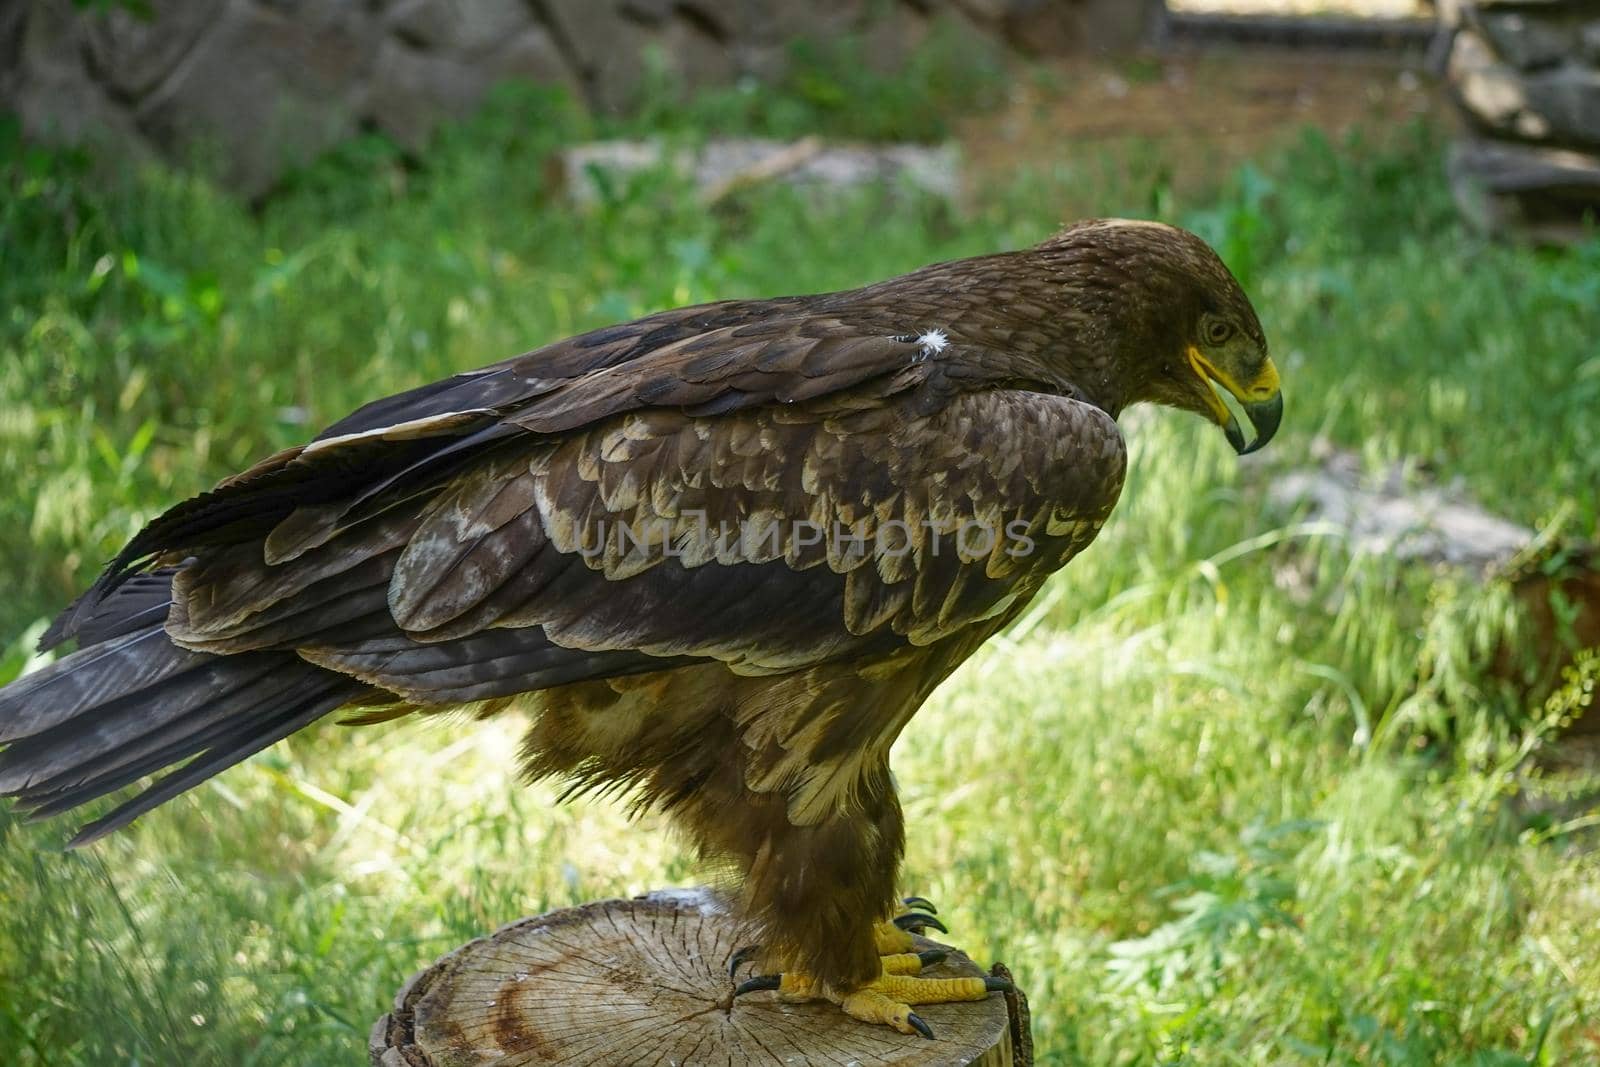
[1039, 219, 1283, 455]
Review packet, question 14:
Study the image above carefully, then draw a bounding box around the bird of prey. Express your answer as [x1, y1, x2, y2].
[0, 219, 1280, 1038]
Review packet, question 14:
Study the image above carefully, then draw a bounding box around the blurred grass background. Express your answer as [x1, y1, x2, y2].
[2, 27, 1599, 1066]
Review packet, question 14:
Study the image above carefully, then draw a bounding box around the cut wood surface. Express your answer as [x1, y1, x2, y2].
[370, 888, 1028, 1067]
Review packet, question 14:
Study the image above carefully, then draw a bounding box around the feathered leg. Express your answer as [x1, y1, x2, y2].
[518, 671, 1009, 1038]
[725, 764, 1010, 1039]
[743, 762, 905, 990]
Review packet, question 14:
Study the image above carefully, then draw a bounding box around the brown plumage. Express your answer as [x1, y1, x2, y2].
[0, 220, 1281, 1009]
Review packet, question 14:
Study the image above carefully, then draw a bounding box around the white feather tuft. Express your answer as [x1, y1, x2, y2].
[917, 328, 949, 355]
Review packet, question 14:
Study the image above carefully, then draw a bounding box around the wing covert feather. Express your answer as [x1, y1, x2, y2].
[392, 388, 1124, 670]
[166, 386, 1122, 694]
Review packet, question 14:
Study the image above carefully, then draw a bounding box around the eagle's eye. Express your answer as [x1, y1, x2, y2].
[1205, 318, 1233, 346]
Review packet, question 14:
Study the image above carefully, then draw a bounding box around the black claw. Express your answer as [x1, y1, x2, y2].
[733, 974, 782, 997]
[902, 895, 938, 915]
[984, 976, 1014, 994]
[907, 1012, 936, 1040]
[916, 949, 948, 968]
[893, 912, 949, 935]
[727, 944, 761, 978]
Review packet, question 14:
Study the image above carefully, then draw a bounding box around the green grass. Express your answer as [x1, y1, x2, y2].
[2, 58, 1599, 1065]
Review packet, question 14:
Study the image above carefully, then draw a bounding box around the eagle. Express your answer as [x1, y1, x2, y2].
[0, 219, 1279, 1038]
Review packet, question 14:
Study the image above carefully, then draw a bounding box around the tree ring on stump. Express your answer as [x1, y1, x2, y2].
[370, 887, 1022, 1066]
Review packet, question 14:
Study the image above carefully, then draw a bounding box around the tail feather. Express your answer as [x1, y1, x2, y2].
[15, 669, 329, 819]
[0, 627, 207, 745]
[3, 575, 365, 844]
[63, 672, 356, 848]
[68, 567, 186, 649]
[0, 652, 281, 794]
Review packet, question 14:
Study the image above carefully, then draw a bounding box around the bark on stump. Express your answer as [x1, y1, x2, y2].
[370, 888, 1031, 1066]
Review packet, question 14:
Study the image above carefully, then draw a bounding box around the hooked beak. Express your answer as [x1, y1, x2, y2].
[1186, 346, 1283, 456]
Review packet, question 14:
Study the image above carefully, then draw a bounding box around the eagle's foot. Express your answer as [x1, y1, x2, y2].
[730, 944, 946, 977]
[734, 965, 1010, 1039]
[734, 895, 1005, 1041]
[730, 896, 946, 975]
[873, 895, 947, 955]
[837, 972, 1011, 1039]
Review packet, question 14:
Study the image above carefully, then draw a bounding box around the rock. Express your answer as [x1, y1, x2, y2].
[133, 1, 373, 197]
[540, 0, 652, 113]
[5, 1, 154, 160]
[1475, 9, 1581, 71]
[1449, 28, 1600, 146]
[951, 0, 1013, 23]
[649, 8, 740, 92]
[859, 1, 935, 76]
[366, 38, 495, 149]
[1520, 66, 1600, 147]
[1448, 29, 1548, 138]
[552, 137, 962, 205]
[0, 0, 1149, 196]
[9, 48, 154, 161]
[1061, 0, 1165, 54]
[1440, 1, 1600, 238]
[1448, 138, 1600, 244]
[620, 0, 675, 25]
[81, 0, 226, 103]
[387, 0, 533, 54]
[1271, 443, 1600, 735]
[1584, 20, 1600, 66]
[490, 26, 582, 97]
[979, 0, 1163, 56]
[1444, 5, 1600, 148]
[1434, 0, 1469, 30]
[554, 140, 672, 202]
[367, 8, 580, 151]
[734, 0, 870, 45]
[1270, 446, 1533, 571]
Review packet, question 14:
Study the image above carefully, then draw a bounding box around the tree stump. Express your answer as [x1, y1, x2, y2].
[370, 888, 1031, 1067]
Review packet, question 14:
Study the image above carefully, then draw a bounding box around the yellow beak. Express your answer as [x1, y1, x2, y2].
[1186, 346, 1283, 455]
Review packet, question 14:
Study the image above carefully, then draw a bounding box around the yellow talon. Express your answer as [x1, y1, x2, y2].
[873, 920, 916, 955]
[741, 954, 1009, 1039]
[841, 987, 921, 1035]
[880, 952, 925, 976]
[837, 972, 1005, 1037]
[866, 973, 996, 1004]
[734, 897, 1009, 1038]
